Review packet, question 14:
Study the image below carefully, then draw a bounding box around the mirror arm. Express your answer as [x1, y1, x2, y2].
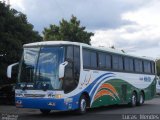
[7, 62, 19, 78]
[59, 61, 68, 79]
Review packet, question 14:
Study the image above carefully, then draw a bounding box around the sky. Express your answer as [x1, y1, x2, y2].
[2, 0, 160, 59]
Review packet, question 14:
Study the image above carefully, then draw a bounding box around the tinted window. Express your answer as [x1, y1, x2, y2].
[91, 51, 97, 68]
[74, 46, 80, 74]
[63, 46, 80, 93]
[99, 53, 106, 68]
[124, 57, 134, 72]
[83, 49, 90, 68]
[119, 56, 123, 70]
[143, 61, 151, 73]
[134, 59, 143, 72]
[112, 55, 123, 70]
[124, 57, 129, 71]
[112, 55, 119, 70]
[66, 46, 73, 60]
[106, 54, 111, 69]
[83, 49, 97, 68]
[151, 62, 155, 74]
[65, 46, 74, 82]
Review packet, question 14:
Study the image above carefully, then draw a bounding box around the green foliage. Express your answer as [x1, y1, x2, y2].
[0, 2, 42, 83]
[156, 59, 160, 76]
[43, 15, 94, 44]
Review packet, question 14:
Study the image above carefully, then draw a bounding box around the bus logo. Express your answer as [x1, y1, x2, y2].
[94, 83, 119, 101]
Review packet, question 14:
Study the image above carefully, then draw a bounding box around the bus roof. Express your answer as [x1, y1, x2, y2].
[23, 41, 155, 61]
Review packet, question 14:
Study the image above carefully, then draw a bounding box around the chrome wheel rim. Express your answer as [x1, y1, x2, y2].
[140, 94, 143, 104]
[132, 94, 136, 106]
[80, 99, 86, 112]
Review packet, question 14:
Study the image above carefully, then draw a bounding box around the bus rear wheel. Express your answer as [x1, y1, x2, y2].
[40, 109, 51, 115]
[129, 92, 137, 107]
[137, 92, 144, 106]
[77, 95, 87, 114]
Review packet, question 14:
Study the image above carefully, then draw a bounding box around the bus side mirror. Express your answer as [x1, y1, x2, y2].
[7, 62, 19, 78]
[59, 61, 68, 79]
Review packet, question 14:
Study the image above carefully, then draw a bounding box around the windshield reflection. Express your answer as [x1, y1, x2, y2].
[18, 46, 64, 90]
[35, 47, 64, 90]
[18, 47, 39, 83]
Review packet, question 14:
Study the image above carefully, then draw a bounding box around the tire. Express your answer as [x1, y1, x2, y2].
[137, 92, 144, 106]
[129, 92, 137, 107]
[77, 95, 87, 114]
[40, 109, 51, 115]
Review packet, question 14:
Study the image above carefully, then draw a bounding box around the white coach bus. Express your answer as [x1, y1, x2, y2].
[7, 41, 156, 114]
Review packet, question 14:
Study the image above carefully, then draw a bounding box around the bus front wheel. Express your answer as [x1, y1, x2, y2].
[40, 109, 51, 115]
[77, 95, 87, 114]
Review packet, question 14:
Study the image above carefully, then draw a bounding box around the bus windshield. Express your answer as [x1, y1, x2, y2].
[18, 46, 65, 90]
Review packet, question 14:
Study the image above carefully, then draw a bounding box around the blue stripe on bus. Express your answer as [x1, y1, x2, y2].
[69, 72, 115, 108]
[84, 72, 114, 92]
[16, 72, 115, 111]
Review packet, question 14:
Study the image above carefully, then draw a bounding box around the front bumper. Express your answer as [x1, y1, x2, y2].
[15, 97, 73, 111]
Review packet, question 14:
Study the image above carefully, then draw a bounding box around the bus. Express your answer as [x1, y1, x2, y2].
[7, 41, 156, 114]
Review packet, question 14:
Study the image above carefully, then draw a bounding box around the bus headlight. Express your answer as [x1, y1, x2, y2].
[15, 93, 23, 97]
[55, 94, 62, 99]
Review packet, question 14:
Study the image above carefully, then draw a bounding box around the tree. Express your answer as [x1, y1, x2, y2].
[43, 15, 94, 45]
[0, 2, 42, 84]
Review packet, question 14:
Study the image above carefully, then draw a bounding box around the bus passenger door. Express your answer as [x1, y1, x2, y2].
[62, 46, 80, 93]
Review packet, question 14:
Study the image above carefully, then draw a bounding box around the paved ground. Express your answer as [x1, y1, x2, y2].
[0, 96, 160, 120]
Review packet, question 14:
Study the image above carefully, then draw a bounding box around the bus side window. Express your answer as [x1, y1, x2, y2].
[143, 61, 151, 73]
[99, 53, 106, 69]
[118, 56, 123, 71]
[112, 55, 123, 71]
[112, 55, 119, 70]
[106, 54, 111, 69]
[90, 51, 97, 68]
[151, 62, 155, 74]
[134, 59, 143, 73]
[124, 57, 134, 72]
[83, 49, 91, 68]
